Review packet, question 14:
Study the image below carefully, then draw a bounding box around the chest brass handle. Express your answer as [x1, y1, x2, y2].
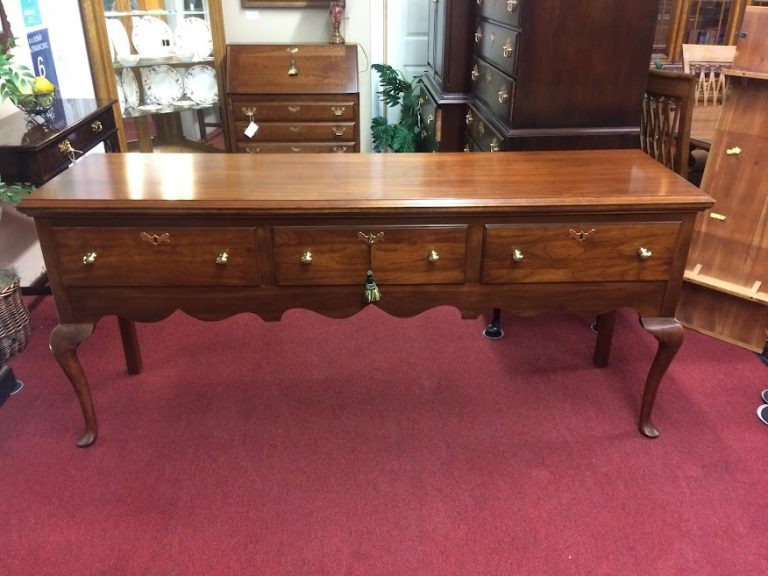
[58, 139, 83, 162]
[216, 251, 229, 265]
[503, 39, 514, 58]
[300, 250, 313, 264]
[465, 109, 474, 126]
[90, 121, 103, 133]
[508, 0, 519, 12]
[511, 249, 524, 262]
[489, 138, 500, 152]
[427, 249, 440, 263]
[471, 65, 479, 82]
[475, 26, 483, 43]
[331, 106, 346, 116]
[638, 247, 653, 260]
[82, 251, 97, 265]
[332, 126, 347, 136]
[332, 146, 348, 153]
[241, 106, 256, 121]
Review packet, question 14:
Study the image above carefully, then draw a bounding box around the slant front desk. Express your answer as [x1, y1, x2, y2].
[17, 151, 713, 447]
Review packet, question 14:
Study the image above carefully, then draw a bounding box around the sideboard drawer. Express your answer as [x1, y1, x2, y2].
[53, 227, 259, 286]
[273, 226, 468, 286]
[232, 121, 355, 142]
[482, 223, 680, 283]
[237, 142, 353, 153]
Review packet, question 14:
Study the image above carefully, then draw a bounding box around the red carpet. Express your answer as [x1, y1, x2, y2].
[1, 296, 766, 575]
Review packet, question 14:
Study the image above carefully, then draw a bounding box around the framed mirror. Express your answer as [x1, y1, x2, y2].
[0, 0, 12, 47]
[241, 1, 330, 7]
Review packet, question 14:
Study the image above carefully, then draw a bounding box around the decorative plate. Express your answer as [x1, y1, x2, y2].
[121, 68, 140, 109]
[115, 73, 126, 112]
[141, 65, 183, 105]
[131, 15, 174, 56]
[174, 17, 212, 59]
[106, 18, 132, 57]
[183, 65, 218, 105]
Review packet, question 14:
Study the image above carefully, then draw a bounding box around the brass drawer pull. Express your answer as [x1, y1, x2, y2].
[331, 106, 346, 116]
[426, 114, 434, 126]
[290, 146, 302, 152]
[58, 139, 83, 162]
[508, 0, 519, 11]
[140, 232, 171, 247]
[90, 120, 103, 133]
[216, 251, 229, 265]
[289, 125, 302, 133]
[244, 146, 260, 153]
[288, 105, 301, 113]
[427, 249, 440, 263]
[332, 146, 348, 153]
[332, 126, 347, 136]
[471, 65, 479, 82]
[465, 109, 474, 126]
[489, 137, 500, 152]
[82, 251, 97, 265]
[638, 247, 653, 260]
[503, 39, 514, 58]
[726, 146, 741, 156]
[300, 250, 313, 264]
[241, 106, 256, 121]
[475, 26, 483, 44]
[511, 248, 524, 262]
[498, 87, 509, 104]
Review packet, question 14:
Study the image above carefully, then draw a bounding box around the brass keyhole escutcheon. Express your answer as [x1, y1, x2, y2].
[140, 232, 171, 247]
[568, 228, 596, 242]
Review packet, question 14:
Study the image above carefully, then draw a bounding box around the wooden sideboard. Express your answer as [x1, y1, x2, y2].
[16, 150, 712, 447]
[225, 44, 359, 154]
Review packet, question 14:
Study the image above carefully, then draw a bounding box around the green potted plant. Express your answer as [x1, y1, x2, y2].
[370, 63, 423, 153]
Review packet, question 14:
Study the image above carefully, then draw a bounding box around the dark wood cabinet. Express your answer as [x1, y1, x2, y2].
[419, 0, 475, 152]
[465, 0, 659, 152]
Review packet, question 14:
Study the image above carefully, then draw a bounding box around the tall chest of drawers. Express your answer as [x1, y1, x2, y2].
[225, 44, 360, 154]
[465, 0, 658, 152]
[419, 0, 475, 152]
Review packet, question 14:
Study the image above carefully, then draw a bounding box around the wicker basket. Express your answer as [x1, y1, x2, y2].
[0, 275, 31, 364]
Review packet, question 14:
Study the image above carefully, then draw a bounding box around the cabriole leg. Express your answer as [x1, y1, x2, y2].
[49, 323, 97, 447]
[638, 317, 684, 439]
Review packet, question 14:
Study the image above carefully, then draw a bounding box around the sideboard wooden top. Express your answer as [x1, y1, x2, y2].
[18, 150, 713, 217]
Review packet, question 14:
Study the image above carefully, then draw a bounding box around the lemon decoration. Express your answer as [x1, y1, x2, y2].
[33, 76, 55, 94]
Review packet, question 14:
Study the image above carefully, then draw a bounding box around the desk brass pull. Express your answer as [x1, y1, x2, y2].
[427, 249, 440, 263]
[511, 248, 524, 262]
[289, 125, 302, 133]
[569, 228, 596, 242]
[58, 139, 83, 162]
[637, 247, 653, 260]
[82, 251, 97, 265]
[288, 105, 301, 113]
[332, 126, 346, 136]
[241, 106, 256, 121]
[332, 146, 348, 153]
[215, 251, 229, 265]
[300, 250, 313, 264]
[140, 232, 170, 247]
[90, 120, 103, 133]
[331, 106, 346, 116]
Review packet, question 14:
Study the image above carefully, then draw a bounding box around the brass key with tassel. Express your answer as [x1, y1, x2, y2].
[358, 232, 384, 303]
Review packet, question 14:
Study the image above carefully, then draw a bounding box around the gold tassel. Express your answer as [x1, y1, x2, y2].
[362, 270, 381, 303]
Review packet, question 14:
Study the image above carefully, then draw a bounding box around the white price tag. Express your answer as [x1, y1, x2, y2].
[244, 122, 259, 139]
